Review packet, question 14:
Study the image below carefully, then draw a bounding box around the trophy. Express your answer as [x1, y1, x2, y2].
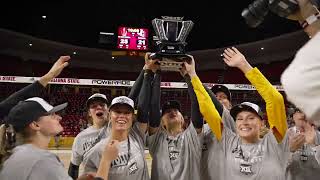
[150, 16, 194, 71]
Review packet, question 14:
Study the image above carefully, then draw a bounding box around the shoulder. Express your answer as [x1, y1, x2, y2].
[75, 127, 95, 137]
[86, 138, 107, 157]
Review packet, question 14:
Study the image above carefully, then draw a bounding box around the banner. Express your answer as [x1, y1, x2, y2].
[0, 75, 284, 91]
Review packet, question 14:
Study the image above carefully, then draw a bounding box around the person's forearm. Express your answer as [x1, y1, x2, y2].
[203, 85, 223, 116]
[237, 60, 253, 74]
[96, 157, 111, 180]
[190, 73, 223, 140]
[149, 70, 161, 128]
[303, 21, 320, 37]
[128, 69, 145, 101]
[184, 74, 203, 129]
[0, 81, 45, 119]
[297, 3, 320, 38]
[245, 68, 287, 142]
[137, 69, 153, 123]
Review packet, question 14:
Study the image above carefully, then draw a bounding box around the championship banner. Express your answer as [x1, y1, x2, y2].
[0, 75, 284, 91]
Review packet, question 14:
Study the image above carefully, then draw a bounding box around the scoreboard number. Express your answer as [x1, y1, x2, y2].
[120, 39, 129, 44]
[137, 40, 145, 45]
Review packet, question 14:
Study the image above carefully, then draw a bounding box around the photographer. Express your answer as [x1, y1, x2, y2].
[281, 0, 320, 124]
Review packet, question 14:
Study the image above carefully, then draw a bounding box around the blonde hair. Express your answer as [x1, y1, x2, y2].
[160, 114, 184, 130]
[86, 112, 93, 125]
[160, 116, 166, 130]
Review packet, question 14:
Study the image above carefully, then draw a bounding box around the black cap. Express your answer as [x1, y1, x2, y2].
[211, 85, 231, 101]
[290, 107, 303, 118]
[161, 100, 181, 116]
[86, 93, 108, 109]
[230, 102, 263, 120]
[7, 97, 67, 132]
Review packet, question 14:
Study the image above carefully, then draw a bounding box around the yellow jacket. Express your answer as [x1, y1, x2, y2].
[191, 67, 287, 142]
[191, 76, 222, 140]
[245, 68, 287, 142]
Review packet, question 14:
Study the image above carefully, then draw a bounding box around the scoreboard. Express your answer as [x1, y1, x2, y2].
[117, 27, 148, 50]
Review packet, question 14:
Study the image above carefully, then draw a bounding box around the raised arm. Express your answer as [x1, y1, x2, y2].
[128, 69, 145, 101]
[148, 70, 161, 135]
[203, 85, 223, 116]
[180, 68, 203, 134]
[223, 47, 287, 142]
[0, 56, 70, 120]
[136, 68, 153, 134]
[136, 54, 160, 134]
[95, 140, 119, 180]
[184, 56, 223, 140]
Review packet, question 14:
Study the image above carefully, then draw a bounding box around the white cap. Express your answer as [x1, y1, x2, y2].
[86, 93, 108, 108]
[109, 96, 134, 110]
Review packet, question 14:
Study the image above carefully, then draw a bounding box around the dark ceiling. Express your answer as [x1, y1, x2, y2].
[0, 0, 302, 51]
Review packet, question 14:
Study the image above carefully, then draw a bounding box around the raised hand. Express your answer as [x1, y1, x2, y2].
[39, 56, 70, 87]
[95, 140, 119, 180]
[303, 121, 316, 145]
[144, 53, 160, 73]
[289, 132, 306, 152]
[222, 47, 253, 73]
[179, 65, 188, 77]
[102, 140, 119, 162]
[47, 56, 70, 79]
[183, 55, 197, 78]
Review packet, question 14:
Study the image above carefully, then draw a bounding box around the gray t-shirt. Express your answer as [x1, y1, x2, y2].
[71, 125, 109, 165]
[201, 107, 235, 180]
[147, 122, 202, 180]
[285, 127, 320, 180]
[222, 127, 290, 180]
[0, 144, 71, 180]
[316, 145, 320, 164]
[83, 123, 149, 180]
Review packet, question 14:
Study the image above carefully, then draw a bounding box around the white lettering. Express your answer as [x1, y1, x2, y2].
[127, 28, 140, 33]
[92, 80, 131, 86]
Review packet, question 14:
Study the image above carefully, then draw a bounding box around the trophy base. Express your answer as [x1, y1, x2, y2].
[159, 58, 184, 72]
[150, 52, 192, 72]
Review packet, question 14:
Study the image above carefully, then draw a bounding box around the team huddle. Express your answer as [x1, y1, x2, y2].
[1, 0, 320, 178]
[0, 46, 319, 180]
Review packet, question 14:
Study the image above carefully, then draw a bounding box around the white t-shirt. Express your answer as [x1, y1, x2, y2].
[281, 32, 320, 124]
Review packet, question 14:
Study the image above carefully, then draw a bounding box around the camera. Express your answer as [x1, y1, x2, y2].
[242, 0, 320, 28]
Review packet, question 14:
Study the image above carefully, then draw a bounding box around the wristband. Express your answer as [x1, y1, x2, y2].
[301, 12, 320, 29]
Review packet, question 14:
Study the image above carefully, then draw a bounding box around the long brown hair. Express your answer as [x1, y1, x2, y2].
[0, 124, 31, 168]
